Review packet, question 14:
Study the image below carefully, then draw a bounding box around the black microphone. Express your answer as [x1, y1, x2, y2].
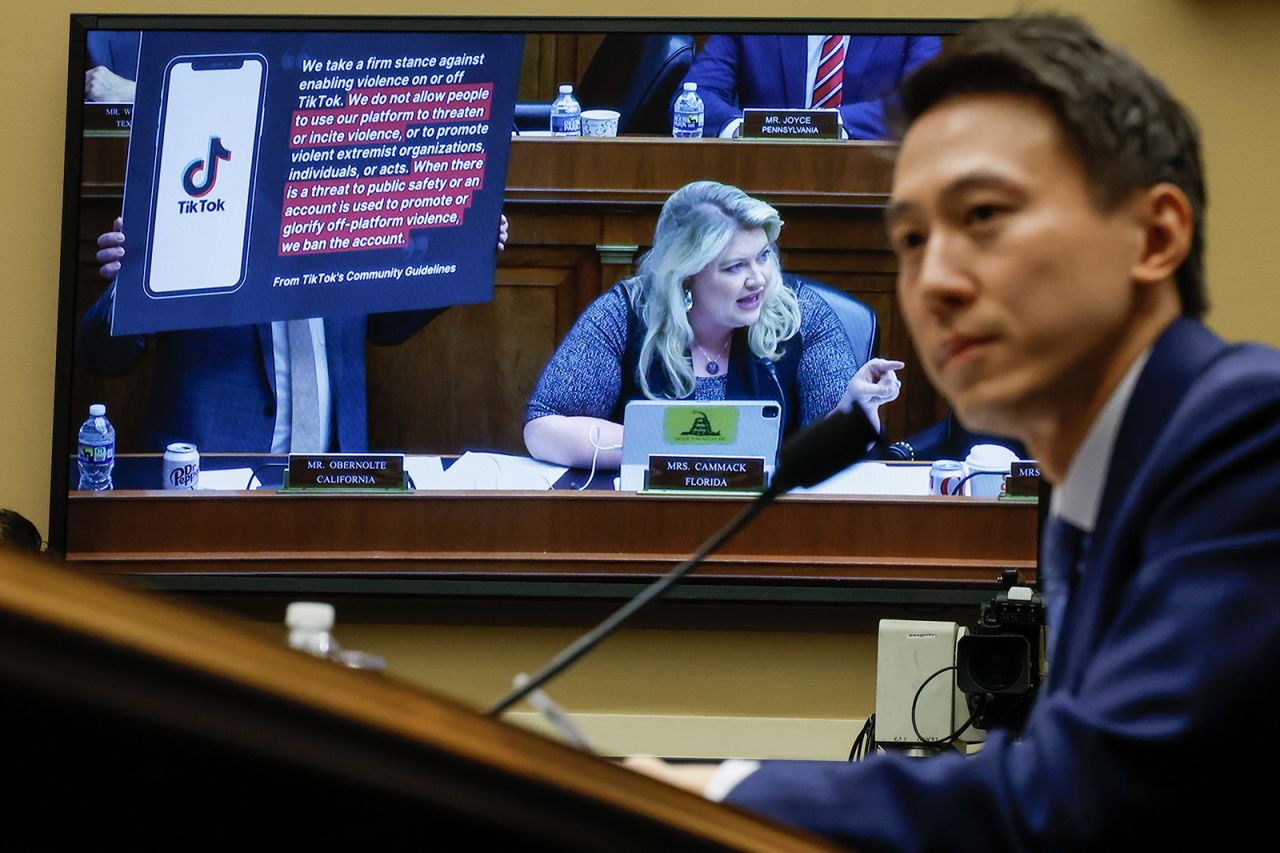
[760, 355, 786, 432]
[487, 404, 882, 719]
[767, 402, 882, 496]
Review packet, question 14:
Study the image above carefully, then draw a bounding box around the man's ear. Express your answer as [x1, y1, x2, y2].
[1131, 182, 1194, 287]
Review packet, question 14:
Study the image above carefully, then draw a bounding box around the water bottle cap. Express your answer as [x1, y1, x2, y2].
[88, 403, 106, 416]
[286, 601, 335, 630]
[558, 84, 573, 93]
[683, 82, 697, 91]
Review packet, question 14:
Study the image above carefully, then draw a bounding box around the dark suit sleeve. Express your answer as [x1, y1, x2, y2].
[727, 349, 1280, 850]
[680, 35, 744, 136]
[365, 307, 446, 347]
[76, 283, 151, 376]
[837, 36, 942, 140]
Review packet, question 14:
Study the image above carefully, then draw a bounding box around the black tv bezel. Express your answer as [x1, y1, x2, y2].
[51, 14, 972, 556]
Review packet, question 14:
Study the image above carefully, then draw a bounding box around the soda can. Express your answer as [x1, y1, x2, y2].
[163, 442, 200, 490]
[929, 459, 964, 496]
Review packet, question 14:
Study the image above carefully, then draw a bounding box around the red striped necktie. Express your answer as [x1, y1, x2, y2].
[811, 35, 846, 109]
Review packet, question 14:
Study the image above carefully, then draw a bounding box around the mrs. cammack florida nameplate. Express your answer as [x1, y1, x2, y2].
[286, 453, 407, 491]
[646, 456, 767, 494]
[742, 108, 841, 140]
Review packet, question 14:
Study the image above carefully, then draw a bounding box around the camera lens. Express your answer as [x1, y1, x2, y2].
[971, 644, 1023, 691]
[957, 634, 1031, 694]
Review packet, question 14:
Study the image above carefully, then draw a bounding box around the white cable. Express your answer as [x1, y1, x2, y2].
[578, 425, 622, 491]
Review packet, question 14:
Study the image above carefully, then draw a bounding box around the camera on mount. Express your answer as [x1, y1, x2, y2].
[956, 569, 1045, 732]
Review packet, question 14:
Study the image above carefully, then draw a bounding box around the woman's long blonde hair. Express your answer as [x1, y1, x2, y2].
[633, 181, 801, 399]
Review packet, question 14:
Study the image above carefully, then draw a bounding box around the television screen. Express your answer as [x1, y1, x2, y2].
[54, 16, 1015, 581]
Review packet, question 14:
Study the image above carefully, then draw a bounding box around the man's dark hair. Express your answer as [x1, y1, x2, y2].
[1, 508, 44, 553]
[894, 14, 1207, 318]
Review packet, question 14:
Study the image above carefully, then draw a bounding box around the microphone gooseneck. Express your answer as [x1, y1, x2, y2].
[487, 404, 881, 718]
[760, 355, 786, 432]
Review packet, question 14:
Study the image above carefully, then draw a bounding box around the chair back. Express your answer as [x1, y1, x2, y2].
[514, 34, 695, 134]
[576, 33, 695, 134]
[789, 275, 879, 366]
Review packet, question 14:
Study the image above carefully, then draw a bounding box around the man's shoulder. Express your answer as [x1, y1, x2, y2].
[1213, 336, 1280, 376]
[1125, 326, 1280, 507]
[1178, 334, 1280, 424]
[1144, 319, 1280, 422]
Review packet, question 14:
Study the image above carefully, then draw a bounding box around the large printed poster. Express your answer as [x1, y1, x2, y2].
[113, 30, 522, 334]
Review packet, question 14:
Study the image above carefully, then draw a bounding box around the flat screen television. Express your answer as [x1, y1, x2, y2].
[51, 16, 1017, 595]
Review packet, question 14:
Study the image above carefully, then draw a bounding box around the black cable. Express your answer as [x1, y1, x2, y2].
[910, 664, 978, 748]
[247, 462, 288, 491]
[948, 471, 979, 495]
[947, 469, 1009, 496]
[848, 713, 876, 761]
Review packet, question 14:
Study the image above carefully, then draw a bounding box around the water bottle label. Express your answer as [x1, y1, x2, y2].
[552, 114, 581, 135]
[674, 111, 704, 133]
[80, 442, 115, 464]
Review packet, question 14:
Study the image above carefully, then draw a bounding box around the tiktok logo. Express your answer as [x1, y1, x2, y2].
[182, 136, 232, 197]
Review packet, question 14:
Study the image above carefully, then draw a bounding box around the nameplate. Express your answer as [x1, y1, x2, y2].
[83, 103, 133, 133]
[1002, 460, 1041, 500]
[742, 109, 841, 140]
[645, 455, 766, 494]
[285, 453, 407, 491]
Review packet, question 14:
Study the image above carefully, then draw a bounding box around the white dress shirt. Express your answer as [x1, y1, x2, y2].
[269, 318, 332, 453]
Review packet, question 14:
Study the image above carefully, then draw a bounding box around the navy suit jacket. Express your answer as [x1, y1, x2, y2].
[86, 31, 141, 78]
[727, 318, 1280, 850]
[78, 289, 437, 452]
[680, 35, 941, 139]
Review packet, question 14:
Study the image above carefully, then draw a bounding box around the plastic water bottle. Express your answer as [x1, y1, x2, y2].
[672, 82, 705, 138]
[550, 84, 581, 137]
[77, 403, 115, 490]
[286, 601, 387, 671]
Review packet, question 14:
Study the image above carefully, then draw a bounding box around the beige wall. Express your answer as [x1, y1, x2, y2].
[5, 1, 1280, 743]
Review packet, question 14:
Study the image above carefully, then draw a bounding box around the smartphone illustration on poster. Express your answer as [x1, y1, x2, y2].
[143, 53, 266, 298]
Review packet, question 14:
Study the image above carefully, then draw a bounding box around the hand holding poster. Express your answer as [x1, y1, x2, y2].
[113, 30, 522, 335]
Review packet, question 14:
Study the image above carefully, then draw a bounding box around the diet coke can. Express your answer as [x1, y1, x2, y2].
[163, 442, 200, 490]
[929, 459, 964, 496]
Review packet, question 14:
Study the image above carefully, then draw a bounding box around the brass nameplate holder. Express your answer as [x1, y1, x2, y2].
[284, 453, 407, 492]
[742, 108, 841, 140]
[645, 455, 767, 494]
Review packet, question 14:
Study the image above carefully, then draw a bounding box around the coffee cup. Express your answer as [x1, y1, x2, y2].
[964, 443, 1019, 497]
[581, 109, 620, 137]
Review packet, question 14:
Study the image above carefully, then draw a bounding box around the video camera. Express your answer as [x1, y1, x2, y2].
[955, 569, 1045, 732]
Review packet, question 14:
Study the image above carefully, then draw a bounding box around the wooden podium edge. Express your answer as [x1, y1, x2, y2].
[0, 545, 839, 851]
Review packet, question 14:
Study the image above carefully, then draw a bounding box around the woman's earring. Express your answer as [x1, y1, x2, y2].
[683, 288, 694, 311]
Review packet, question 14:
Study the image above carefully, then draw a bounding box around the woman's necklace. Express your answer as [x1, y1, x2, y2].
[696, 338, 730, 375]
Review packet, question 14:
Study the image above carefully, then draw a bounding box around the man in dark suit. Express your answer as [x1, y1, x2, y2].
[78, 289, 437, 453]
[628, 15, 1280, 849]
[680, 34, 941, 139]
[85, 30, 140, 102]
[80, 216, 506, 452]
